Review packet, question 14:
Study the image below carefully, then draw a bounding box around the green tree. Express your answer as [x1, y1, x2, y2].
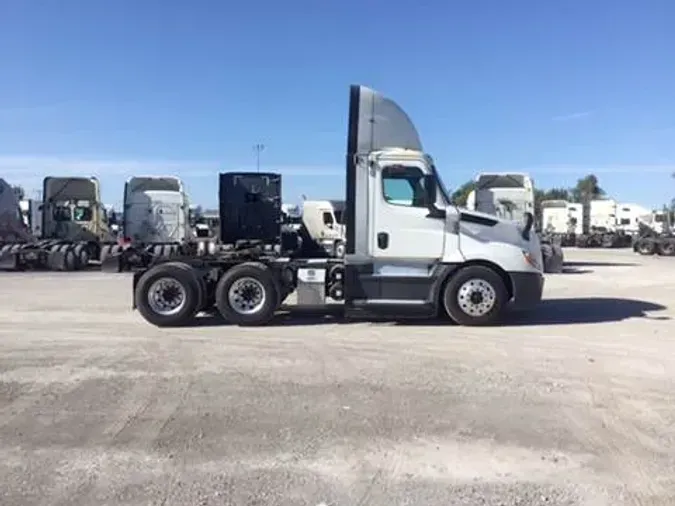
[571, 174, 604, 203]
[450, 180, 476, 207]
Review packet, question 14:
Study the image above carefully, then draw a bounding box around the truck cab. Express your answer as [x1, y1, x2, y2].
[344, 85, 544, 316]
[123, 176, 190, 244]
[301, 199, 346, 257]
[0, 178, 34, 243]
[41, 177, 113, 243]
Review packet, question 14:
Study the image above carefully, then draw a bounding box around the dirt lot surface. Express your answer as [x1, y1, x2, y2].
[0, 248, 674, 506]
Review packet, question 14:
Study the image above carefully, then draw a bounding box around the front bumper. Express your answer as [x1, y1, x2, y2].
[509, 271, 544, 310]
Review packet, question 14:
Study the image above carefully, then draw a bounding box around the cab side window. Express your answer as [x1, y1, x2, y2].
[381, 166, 426, 208]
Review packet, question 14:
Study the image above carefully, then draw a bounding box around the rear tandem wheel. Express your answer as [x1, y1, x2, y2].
[134, 262, 204, 326]
[215, 262, 279, 326]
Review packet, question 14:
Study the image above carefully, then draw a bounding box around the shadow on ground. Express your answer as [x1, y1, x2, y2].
[504, 297, 668, 326]
[187, 297, 668, 328]
[563, 261, 640, 268]
[559, 267, 593, 275]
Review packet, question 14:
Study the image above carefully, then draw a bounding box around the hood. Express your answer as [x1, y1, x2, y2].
[459, 208, 533, 243]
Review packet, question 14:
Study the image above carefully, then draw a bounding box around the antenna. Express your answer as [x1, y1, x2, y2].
[253, 143, 265, 173]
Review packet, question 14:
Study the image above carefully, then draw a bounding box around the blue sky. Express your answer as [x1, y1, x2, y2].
[1, 0, 674, 209]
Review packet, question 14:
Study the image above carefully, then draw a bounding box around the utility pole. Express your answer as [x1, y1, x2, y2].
[253, 143, 265, 173]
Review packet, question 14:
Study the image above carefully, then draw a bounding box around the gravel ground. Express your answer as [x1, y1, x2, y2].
[0, 248, 674, 506]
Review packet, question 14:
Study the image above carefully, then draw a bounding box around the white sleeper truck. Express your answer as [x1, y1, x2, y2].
[101, 176, 193, 271]
[131, 85, 544, 327]
[301, 199, 346, 257]
[466, 173, 564, 273]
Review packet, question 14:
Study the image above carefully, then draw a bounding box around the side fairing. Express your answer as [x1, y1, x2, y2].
[350, 85, 422, 154]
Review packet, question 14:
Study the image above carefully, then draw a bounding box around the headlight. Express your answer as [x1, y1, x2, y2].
[522, 249, 540, 270]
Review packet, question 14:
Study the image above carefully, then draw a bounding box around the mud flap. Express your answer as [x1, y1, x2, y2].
[132, 270, 144, 309]
[541, 243, 564, 273]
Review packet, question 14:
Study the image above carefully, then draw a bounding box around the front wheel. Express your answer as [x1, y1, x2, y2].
[636, 239, 656, 256]
[215, 263, 279, 326]
[442, 266, 509, 326]
[135, 262, 202, 327]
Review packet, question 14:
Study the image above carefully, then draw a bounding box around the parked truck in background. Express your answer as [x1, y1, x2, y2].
[465, 173, 564, 273]
[0, 177, 79, 270]
[574, 199, 633, 248]
[300, 200, 346, 258]
[40, 176, 118, 268]
[101, 176, 197, 271]
[541, 200, 582, 247]
[130, 84, 544, 328]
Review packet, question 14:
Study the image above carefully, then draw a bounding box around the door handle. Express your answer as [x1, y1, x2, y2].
[377, 232, 389, 249]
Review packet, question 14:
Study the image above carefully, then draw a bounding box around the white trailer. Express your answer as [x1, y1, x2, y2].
[541, 200, 583, 246]
[131, 85, 544, 328]
[616, 203, 651, 234]
[589, 199, 618, 231]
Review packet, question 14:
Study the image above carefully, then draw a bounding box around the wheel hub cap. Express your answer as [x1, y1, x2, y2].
[228, 277, 266, 315]
[457, 278, 497, 317]
[147, 277, 187, 316]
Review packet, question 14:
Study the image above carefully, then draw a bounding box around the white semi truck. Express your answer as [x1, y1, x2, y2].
[130, 84, 545, 327]
[1, 176, 118, 270]
[101, 176, 196, 271]
[466, 173, 564, 273]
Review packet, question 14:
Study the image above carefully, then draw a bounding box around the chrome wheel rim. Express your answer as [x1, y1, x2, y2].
[147, 277, 187, 316]
[456, 278, 497, 317]
[228, 277, 266, 315]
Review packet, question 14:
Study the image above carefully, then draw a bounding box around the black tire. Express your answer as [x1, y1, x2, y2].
[73, 243, 89, 270]
[168, 262, 206, 312]
[658, 240, 675, 256]
[215, 263, 279, 326]
[442, 265, 509, 326]
[62, 248, 78, 271]
[135, 262, 201, 327]
[636, 239, 656, 256]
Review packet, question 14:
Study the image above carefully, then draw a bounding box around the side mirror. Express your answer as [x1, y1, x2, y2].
[423, 175, 437, 206]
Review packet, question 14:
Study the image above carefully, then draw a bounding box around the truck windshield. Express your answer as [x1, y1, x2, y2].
[53, 205, 71, 221]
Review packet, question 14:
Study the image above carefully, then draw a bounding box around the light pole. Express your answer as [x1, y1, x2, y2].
[253, 143, 265, 172]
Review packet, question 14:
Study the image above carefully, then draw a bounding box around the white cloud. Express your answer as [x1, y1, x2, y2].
[551, 111, 593, 122]
[0, 155, 344, 187]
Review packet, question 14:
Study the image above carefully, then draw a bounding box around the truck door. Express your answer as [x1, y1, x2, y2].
[372, 163, 445, 260]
